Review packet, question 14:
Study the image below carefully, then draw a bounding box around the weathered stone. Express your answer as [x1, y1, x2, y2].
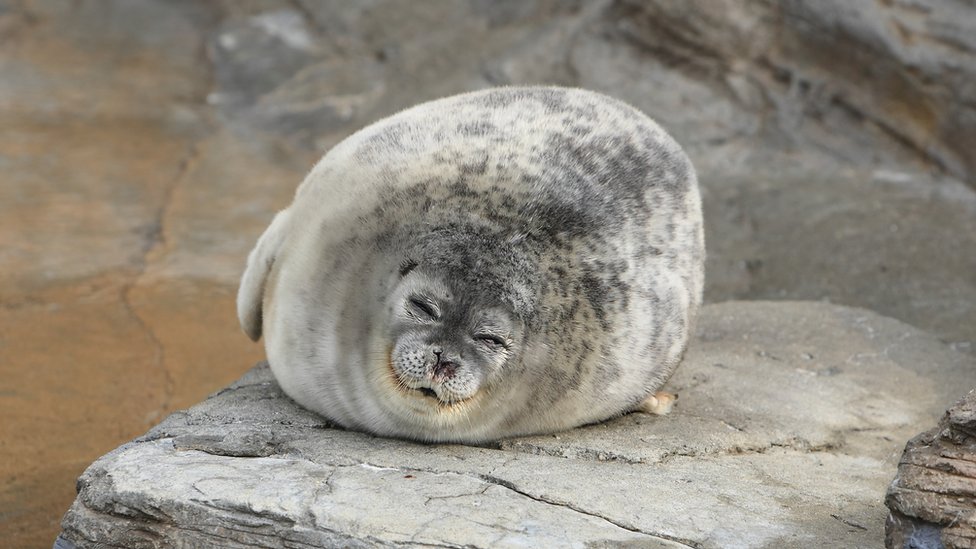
[700, 169, 976, 351]
[208, 9, 324, 108]
[607, 0, 976, 188]
[886, 389, 976, 548]
[57, 302, 975, 548]
[248, 57, 387, 145]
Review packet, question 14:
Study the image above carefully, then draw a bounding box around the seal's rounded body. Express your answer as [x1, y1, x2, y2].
[238, 87, 704, 443]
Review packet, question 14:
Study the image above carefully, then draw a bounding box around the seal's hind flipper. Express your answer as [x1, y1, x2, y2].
[637, 391, 678, 416]
[237, 209, 291, 341]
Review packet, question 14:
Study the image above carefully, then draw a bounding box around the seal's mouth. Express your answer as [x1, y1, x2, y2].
[387, 350, 474, 409]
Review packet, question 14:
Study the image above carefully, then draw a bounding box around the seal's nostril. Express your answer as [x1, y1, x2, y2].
[433, 361, 457, 381]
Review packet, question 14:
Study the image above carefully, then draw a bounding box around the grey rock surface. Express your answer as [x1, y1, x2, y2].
[194, 1, 952, 174]
[607, 0, 976, 187]
[205, 0, 976, 189]
[701, 169, 976, 351]
[58, 302, 975, 548]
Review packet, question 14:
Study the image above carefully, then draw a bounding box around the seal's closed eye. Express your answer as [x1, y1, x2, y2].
[408, 296, 438, 320]
[474, 334, 507, 349]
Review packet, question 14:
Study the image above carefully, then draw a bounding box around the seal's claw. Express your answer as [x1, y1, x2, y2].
[638, 391, 678, 416]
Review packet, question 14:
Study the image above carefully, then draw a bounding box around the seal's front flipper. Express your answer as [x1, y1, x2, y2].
[637, 391, 678, 416]
[237, 209, 291, 342]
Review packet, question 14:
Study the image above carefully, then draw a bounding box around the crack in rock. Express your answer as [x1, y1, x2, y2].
[496, 432, 840, 467]
[495, 440, 645, 464]
[118, 142, 202, 423]
[474, 474, 700, 548]
[185, 454, 703, 548]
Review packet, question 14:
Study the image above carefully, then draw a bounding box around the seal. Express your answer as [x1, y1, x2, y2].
[237, 87, 704, 443]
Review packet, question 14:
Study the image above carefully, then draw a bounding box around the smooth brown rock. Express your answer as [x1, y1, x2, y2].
[0, 3, 279, 546]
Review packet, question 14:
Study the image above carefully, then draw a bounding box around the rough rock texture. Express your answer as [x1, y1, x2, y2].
[886, 389, 976, 548]
[56, 302, 976, 548]
[202, 0, 976, 187]
[609, 0, 976, 187]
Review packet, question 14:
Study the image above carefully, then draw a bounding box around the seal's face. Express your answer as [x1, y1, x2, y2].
[385, 270, 520, 411]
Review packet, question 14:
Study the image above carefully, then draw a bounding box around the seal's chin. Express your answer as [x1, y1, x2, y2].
[404, 382, 469, 407]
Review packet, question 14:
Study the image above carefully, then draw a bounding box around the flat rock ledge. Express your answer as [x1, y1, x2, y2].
[56, 302, 974, 549]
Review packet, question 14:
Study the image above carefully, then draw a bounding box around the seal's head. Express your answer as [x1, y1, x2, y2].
[370, 225, 537, 431]
[386, 268, 519, 406]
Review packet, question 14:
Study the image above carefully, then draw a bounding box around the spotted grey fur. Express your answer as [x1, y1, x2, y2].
[237, 86, 704, 443]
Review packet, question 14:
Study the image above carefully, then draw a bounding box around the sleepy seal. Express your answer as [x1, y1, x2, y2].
[238, 87, 704, 443]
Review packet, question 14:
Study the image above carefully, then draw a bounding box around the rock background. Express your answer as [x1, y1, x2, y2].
[0, 1, 974, 547]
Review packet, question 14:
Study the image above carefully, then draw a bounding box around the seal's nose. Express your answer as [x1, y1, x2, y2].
[429, 346, 457, 381]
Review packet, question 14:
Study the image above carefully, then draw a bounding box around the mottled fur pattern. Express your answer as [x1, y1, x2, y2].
[238, 87, 704, 443]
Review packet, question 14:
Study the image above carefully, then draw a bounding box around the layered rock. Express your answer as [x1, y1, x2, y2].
[886, 389, 976, 548]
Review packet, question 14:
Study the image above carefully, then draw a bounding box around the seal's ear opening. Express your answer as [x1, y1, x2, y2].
[237, 209, 290, 342]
